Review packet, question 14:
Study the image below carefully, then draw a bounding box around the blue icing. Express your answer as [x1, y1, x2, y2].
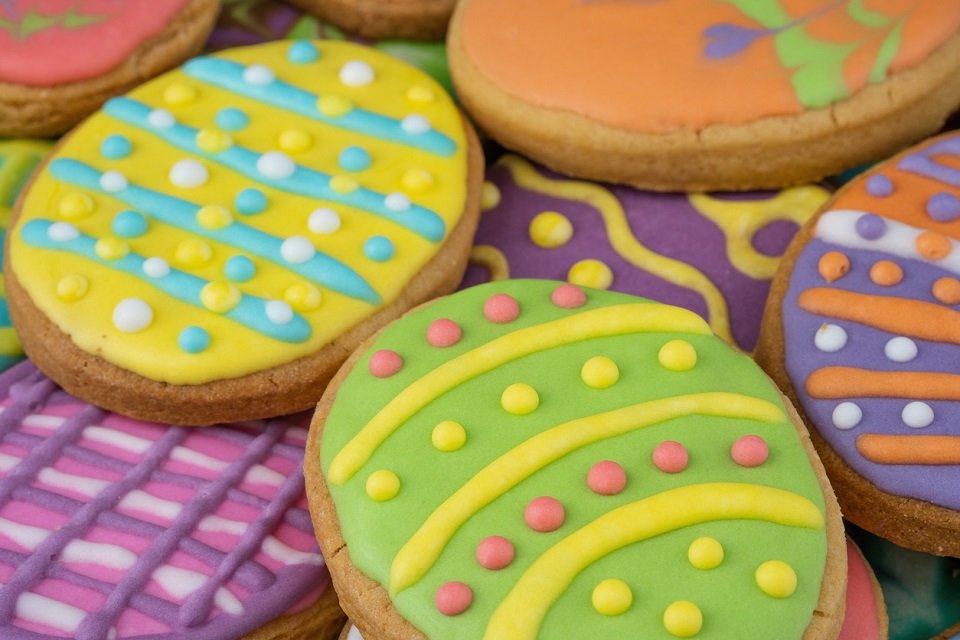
[100, 135, 132, 160]
[215, 107, 250, 131]
[225, 255, 256, 282]
[0, 298, 10, 325]
[20, 218, 311, 343]
[111, 210, 148, 238]
[364, 235, 394, 262]
[288, 40, 319, 64]
[179, 326, 211, 353]
[235, 187, 267, 215]
[339, 146, 371, 172]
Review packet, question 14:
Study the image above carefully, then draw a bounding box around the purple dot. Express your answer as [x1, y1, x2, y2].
[865, 175, 893, 198]
[855, 213, 886, 240]
[926, 192, 960, 222]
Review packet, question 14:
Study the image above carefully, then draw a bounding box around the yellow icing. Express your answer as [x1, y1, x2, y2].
[366, 470, 400, 502]
[500, 382, 539, 415]
[592, 579, 632, 616]
[57, 193, 95, 220]
[663, 601, 703, 638]
[580, 356, 618, 389]
[0, 328, 23, 357]
[529, 211, 573, 248]
[688, 537, 723, 570]
[755, 560, 798, 598]
[481, 181, 500, 211]
[431, 420, 466, 452]
[469, 245, 510, 281]
[568, 258, 613, 290]
[658, 339, 697, 371]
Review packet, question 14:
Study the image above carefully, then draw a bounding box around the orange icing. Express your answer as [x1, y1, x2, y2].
[806, 367, 960, 400]
[868, 260, 903, 286]
[916, 231, 952, 260]
[818, 251, 850, 283]
[856, 434, 960, 465]
[933, 277, 960, 304]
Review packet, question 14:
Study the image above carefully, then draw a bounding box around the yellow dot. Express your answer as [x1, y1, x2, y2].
[195, 128, 233, 154]
[284, 281, 322, 312]
[688, 537, 723, 570]
[55, 274, 88, 302]
[58, 193, 94, 220]
[432, 421, 466, 452]
[330, 175, 358, 194]
[200, 281, 241, 313]
[664, 601, 703, 638]
[529, 211, 574, 248]
[94, 237, 129, 261]
[568, 259, 613, 290]
[318, 95, 353, 117]
[592, 579, 632, 616]
[402, 168, 434, 193]
[175, 238, 213, 268]
[279, 128, 313, 154]
[481, 181, 501, 211]
[501, 383, 539, 416]
[755, 561, 797, 598]
[658, 339, 697, 372]
[406, 85, 435, 103]
[196, 205, 233, 230]
[163, 83, 197, 106]
[366, 470, 400, 501]
[581, 356, 619, 389]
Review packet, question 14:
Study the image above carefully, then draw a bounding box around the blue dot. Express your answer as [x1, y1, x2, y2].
[112, 210, 148, 238]
[339, 146, 371, 172]
[101, 135, 132, 160]
[225, 255, 256, 282]
[288, 41, 319, 64]
[927, 192, 960, 222]
[179, 326, 210, 354]
[364, 235, 394, 262]
[216, 107, 249, 131]
[855, 213, 886, 240]
[865, 174, 893, 198]
[235, 188, 267, 215]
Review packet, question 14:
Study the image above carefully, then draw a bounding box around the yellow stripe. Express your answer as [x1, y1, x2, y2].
[499, 155, 735, 343]
[328, 303, 711, 485]
[484, 483, 824, 640]
[390, 392, 785, 594]
[469, 245, 511, 281]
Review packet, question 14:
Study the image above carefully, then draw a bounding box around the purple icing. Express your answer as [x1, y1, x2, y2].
[898, 137, 960, 187]
[753, 219, 800, 257]
[927, 192, 960, 223]
[703, 23, 772, 58]
[855, 213, 887, 240]
[865, 174, 894, 198]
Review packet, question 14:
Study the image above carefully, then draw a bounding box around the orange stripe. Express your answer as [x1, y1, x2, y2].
[856, 434, 960, 465]
[797, 288, 960, 345]
[806, 367, 960, 400]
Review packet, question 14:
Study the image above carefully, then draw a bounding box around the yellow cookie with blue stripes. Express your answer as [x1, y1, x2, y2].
[306, 279, 845, 640]
[5, 39, 482, 426]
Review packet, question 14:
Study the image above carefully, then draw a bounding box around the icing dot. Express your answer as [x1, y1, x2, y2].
[55, 274, 88, 302]
[529, 211, 573, 248]
[869, 260, 903, 286]
[592, 579, 632, 616]
[916, 231, 952, 260]
[663, 601, 703, 638]
[178, 326, 210, 354]
[476, 536, 514, 570]
[484, 293, 520, 323]
[174, 238, 212, 268]
[243, 64, 275, 85]
[288, 40, 319, 64]
[385, 192, 411, 211]
[568, 259, 613, 290]
[658, 340, 697, 371]
[401, 114, 431, 135]
[587, 461, 626, 495]
[100, 134, 132, 160]
[340, 59, 375, 86]
[284, 282, 322, 311]
[308, 208, 341, 234]
[551, 283, 587, 308]
[278, 128, 312, 154]
[169, 159, 208, 188]
[163, 83, 197, 106]
[427, 319, 462, 348]
[525, 496, 564, 532]
[902, 401, 934, 428]
[653, 441, 688, 473]
[366, 470, 400, 501]
[814, 323, 847, 352]
[432, 420, 466, 452]
[113, 298, 153, 333]
[58, 193, 94, 219]
[317, 95, 353, 117]
[330, 175, 358, 194]
[99, 171, 127, 193]
[225, 255, 256, 282]
[501, 383, 539, 415]
[216, 107, 249, 131]
[370, 350, 403, 378]
[581, 356, 619, 389]
[235, 188, 267, 215]
[364, 236, 395, 262]
[111, 211, 147, 238]
[196, 205, 233, 230]
[755, 561, 797, 598]
[402, 168, 434, 192]
[406, 85, 435, 103]
[731, 435, 769, 467]
[200, 282, 241, 313]
[142, 257, 170, 279]
[280, 236, 315, 264]
[196, 128, 233, 154]
[337, 145, 371, 172]
[257, 151, 295, 180]
[855, 213, 887, 240]
[865, 174, 893, 197]
[481, 181, 501, 211]
[688, 537, 724, 570]
[147, 109, 175, 129]
[885, 336, 917, 362]
[818, 251, 850, 283]
[266, 300, 294, 325]
[94, 237, 129, 261]
[927, 192, 960, 222]
[933, 277, 960, 304]
[435, 582, 472, 616]
[48, 221, 79, 242]
[832, 402, 862, 430]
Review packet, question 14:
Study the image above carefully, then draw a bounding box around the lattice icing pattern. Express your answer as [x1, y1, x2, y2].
[0, 362, 328, 639]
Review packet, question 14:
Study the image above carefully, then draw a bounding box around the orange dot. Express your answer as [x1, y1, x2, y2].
[933, 277, 960, 305]
[818, 251, 850, 283]
[869, 261, 903, 286]
[916, 231, 952, 260]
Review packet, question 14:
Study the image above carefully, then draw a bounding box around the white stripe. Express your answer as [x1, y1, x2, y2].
[170, 446, 229, 472]
[197, 515, 247, 536]
[0, 518, 50, 550]
[62, 540, 137, 571]
[118, 490, 182, 520]
[244, 464, 285, 486]
[0, 452, 20, 472]
[37, 468, 110, 497]
[23, 414, 66, 430]
[262, 536, 323, 566]
[82, 425, 152, 454]
[16, 593, 86, 632]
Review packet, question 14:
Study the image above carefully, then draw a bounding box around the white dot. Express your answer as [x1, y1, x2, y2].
[384, 192, 411, 212]
[401, 115, 431, 135]
[113, 298, 153, 333]
[902, 401, 934, 428]
[147, 109, 175, 129]
[885, 337, 917, 363]
[339, 60, 374, 87]
[832, 402, 862, 430]
[281, 236, 315, 264]
[815, 324, 847, 352]
[266, 300, 294, 325]
[142, 257, 170, 278]
[48, 222, 79, 242]
[169, 159, 209, 188]
[308, 207, 341, 234]
[243, 64, 275, 86]
[100, 171, 128, 193]
[257, 151, 295, 180]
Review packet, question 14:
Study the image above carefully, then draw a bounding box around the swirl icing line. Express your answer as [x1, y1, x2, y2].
[806, 367, 960, 400]
[468, 245, 510, 281]
[856, 434, 960, 464]
[898, 136, 960, 187]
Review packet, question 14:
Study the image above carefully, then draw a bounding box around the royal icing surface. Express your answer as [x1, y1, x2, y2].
[782, 132, 960, 510]
[320, 280, 828, 639]
[460, 0, 960, 132]
[461, 155, 830, 351]
[838, 539, 881, 640]
[10, 40, 468, 385]
[0, 361, 328, 639]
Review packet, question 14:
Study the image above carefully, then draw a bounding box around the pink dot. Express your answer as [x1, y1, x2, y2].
[369, 349, 402, 378]
[551, 283, 587, 309]
[484, 293, 520, 323]
[476, 536, 515, 570]
[436, 581, 473, 616]
[731, 435, 769, 467]
[525, 496, 565, 532]
[427, 318, 462, 348]
[587, 460, 626, 495]
[653, 441, 688, 473]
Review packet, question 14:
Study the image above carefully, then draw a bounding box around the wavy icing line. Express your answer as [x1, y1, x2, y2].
[484, 482, 824, 640]
[469, 245, 510, 281]
[390, 392, 786, 594]
[327, 302, 712, 485]
[807, 367, 960, 400]
[856, 434, 960, 464]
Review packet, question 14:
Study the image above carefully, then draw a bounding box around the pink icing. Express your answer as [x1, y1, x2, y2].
[524, 496, 565, 532]
[436, 581, 473, 616]
[838, 539, 881, 640]
[653, 441, 689, 473]
[370, 349, 404, 377]
[731, 435, 769, 468]
[551, 283, 587, 309]
[587, 460, 627, 495]
[427, 318, 463, 347]
[483, 293, 521, 323]
[476, 535, 515, 570]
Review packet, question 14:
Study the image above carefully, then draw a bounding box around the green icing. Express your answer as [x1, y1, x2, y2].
[1, 4, 109, 41]
[320, 280, 828, 639]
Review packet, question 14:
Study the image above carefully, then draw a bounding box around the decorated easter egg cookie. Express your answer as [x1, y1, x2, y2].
[306, 279, 845, 639]
[5, 39, 483, 426]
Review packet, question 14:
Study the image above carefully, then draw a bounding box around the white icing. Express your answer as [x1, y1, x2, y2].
[113, 298, 153, 333]
[215, 586, 243, 615]
[152, 565, 205, 599]
[265, 301, 294, 325]
[346, 626, 365, 640]
[37, 468, 110, 497]
[99, 171, 128, 193]
[308, 207, 341, 234]
[0, 452, 20, 472]
[82, 425, 152, 454]
[170, 446, 229, 472]
[142, 257, 171, 279]
[261, 536, 323, 566]
[884, 336, 918, 362]
[902, 401, 934, 428]
[169, 159, 209, 188]
[197, 515, 247, 536]
[23, 414, 66, 430]
[0, 518, 50, 549]
[286, 427, 309, 442]
[118, 490, 183, 520]
[244, 464, 285, 486]
[280, 236, 315, 264]
[242, 64, 275, 86]
[832, 402, 862, 430]
[814, 324, 847, 352]
[339, 60, 375, 87]
[147, 109, 175, 129]
[384, 192, 411, 212]
[16, 593, 86, 632]
[400, 115, 431, 135]
[62, 540, 137, 570]
[256, 151, 295, 180]
[48, 222, 79, 242]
